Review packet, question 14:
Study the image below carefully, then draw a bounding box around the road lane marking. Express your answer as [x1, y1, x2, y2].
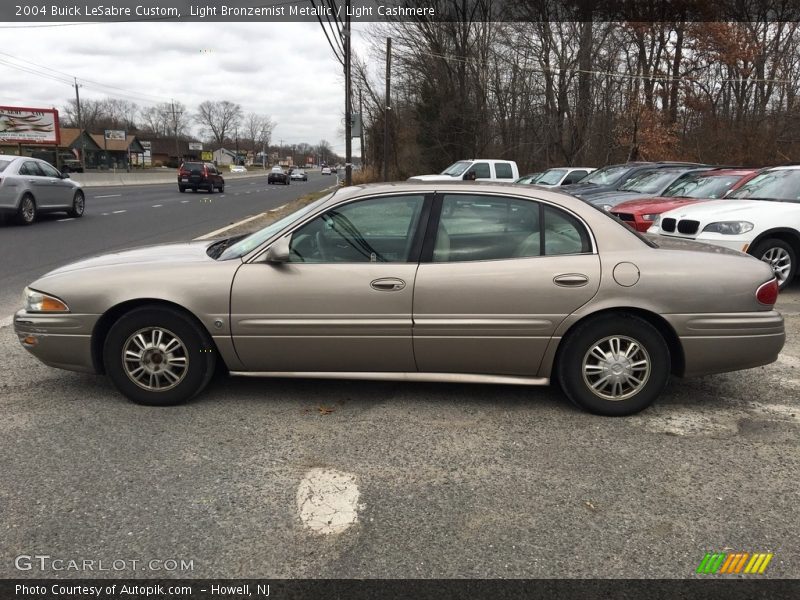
[56, 218, 75, 222]
[94, 194, 122, 198]
[152, 204, 162, 207]
[297, 469, 361, 535]
[194, 214, 260, 240]
[112, 210, 126, 214]
[181, 200, 189, 203]
[268, 203, 287, 212]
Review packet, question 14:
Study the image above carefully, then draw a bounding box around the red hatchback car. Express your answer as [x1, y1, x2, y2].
[610, 168, 759, 232]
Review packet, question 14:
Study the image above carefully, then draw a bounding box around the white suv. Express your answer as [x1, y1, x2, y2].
[647, 165, 800, 289]
[408, 159, 519, 182]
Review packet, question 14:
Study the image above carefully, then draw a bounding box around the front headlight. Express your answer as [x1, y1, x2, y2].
[651, 215, 662, 226]
[701, 221, 754, 235]
[642, 213, 659, 222]
[23, 287, 69, 312]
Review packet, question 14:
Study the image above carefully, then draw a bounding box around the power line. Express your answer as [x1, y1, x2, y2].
[311, 0, 344, 65]
[399, 47, 800, 86]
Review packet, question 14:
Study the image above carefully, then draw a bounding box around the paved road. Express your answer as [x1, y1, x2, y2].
[1, 289, 798, 579]
[0, 173, 334, 317]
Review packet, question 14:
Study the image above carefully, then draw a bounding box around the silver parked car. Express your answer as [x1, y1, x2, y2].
[14, 183, 784, 415]
[0, 154, 85, 225]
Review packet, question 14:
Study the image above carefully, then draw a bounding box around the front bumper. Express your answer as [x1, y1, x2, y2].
[14, 310, 100, 373]
[664, 310, 785, 376]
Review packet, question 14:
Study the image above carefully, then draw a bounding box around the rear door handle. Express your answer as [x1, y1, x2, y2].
[553, 273, 589, 287]
[371, 278, 406, 291]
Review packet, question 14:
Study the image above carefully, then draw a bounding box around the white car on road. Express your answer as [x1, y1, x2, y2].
[647, 165, 800, 289]
[230, 165, 247, 173]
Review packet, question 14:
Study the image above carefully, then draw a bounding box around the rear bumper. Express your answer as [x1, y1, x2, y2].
[14, 310, 99, 373]
[665, 311, 785, 376]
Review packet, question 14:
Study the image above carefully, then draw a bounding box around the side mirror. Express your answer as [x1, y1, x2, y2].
[265, 236, 291, 263]
[61, 172, 70, 179]
[463, 170, 477, 181]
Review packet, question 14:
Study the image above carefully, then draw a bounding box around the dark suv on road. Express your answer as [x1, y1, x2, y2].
[178, 162, 225, 193]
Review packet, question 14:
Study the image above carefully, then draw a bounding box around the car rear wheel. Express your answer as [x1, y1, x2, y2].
[208, 184, 214, 194]
[16, 194, 37, 225]
[179, 186, 186, 193]
[556, 313, 670, 416]
[218, 184, 224, 193]
[67, 190, 85, 218]
[751, 238, 796, 290]
[103, 306, 216, 406]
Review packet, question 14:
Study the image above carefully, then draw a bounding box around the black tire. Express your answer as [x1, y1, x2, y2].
[556, 313, 670, 416]
[750, 238, 796, 291]
[103, 306, 217, 406]
[16, 194, 37, 225]
[179, 186, 186, 193]
[286, 179, 290, 185]
[67, 190, 85, 218]
[192, 188, 198, 193]
[218, 185, 224, 193]
[208, 184, 214, 194]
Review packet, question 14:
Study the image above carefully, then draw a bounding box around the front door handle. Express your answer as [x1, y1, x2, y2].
[553, 273, 589, 287]
[371, 277, 406, 291]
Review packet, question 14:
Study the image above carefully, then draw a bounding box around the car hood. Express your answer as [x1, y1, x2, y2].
[41, 241, 217, 277]
[645, 234, 749, 257]
[585, 191, 652, 206]
[613, 196, 705, 214]
[561, 183, 611, 196]
[407, 174, 461, 182]
[660, 198, 800, 220]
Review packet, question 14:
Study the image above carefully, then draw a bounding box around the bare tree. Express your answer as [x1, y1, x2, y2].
[195, 100, 243, 147]
[243, 112, 276, 164]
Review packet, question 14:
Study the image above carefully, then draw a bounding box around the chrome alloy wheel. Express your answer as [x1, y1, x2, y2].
[73, 192, 85, 215]
[760, 246, 792, 285]
[581, 335, 651, 401]
[122, 327, 189, 391]
[21, 197, 35, 222]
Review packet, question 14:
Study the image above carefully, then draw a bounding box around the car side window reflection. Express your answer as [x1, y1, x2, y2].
[21, 161, 44, 176]
[434, 195, 541, 262]
[288, 195, 425, 263]
[434, 195, 592, 262]
[39, 162, 61, 178]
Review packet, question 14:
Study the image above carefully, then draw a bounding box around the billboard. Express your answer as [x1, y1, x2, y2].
[188, 142, 203, 151]
[0, 106, 59, 145]
[104, 129, 126, 141]
[201, 151, 213, 161]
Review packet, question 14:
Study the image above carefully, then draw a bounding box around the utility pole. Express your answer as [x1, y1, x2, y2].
[359, 87, 365, 168]
[74, 78, 86, 171]
[170, 100, 182, 164]
[384, 37, 392, 182]
[344, 0, 352, 186]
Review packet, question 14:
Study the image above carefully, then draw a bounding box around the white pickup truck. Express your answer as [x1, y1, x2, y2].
[408, 159, 519, 182]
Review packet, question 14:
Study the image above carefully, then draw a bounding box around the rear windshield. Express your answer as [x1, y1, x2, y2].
[0, 159, 10, 173]
[537, 169, 568, 185]
[581, 165, 629, 185]
[662, 173, 747, 199]
[618, 170, 682, 193]
[183, 162, 203, 171]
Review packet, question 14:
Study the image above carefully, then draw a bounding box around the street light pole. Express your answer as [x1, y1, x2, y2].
[344, 0, 352, 186]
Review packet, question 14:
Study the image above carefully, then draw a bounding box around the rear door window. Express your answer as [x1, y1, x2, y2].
[21, 161, 44, 176]
[494, 162, 514, 179]
[471, 162, 491, 178]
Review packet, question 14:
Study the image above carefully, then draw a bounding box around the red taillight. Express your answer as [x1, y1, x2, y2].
[178, 168, 189, 176]
[756, 279, 779, 306]
[203, 166, 209, 177]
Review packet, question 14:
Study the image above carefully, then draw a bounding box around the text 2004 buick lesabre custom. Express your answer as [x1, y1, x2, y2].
[14, 183, 784, 416]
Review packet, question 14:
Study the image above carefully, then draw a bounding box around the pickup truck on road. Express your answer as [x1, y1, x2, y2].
[408, 159, 519, 182]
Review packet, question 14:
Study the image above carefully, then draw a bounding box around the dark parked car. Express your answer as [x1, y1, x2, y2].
[583, 166, 713, 211]
[268, 166, 290, 185]
[562, 161, 706, 198]
[178, 162, 225, 193]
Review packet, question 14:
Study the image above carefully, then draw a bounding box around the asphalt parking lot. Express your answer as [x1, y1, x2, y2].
[1, 285, 798, 579]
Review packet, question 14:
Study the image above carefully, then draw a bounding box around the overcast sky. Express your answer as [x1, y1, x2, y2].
[0, 21, 374, 155]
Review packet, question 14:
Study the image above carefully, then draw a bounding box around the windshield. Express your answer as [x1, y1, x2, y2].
[580, 164, 630, 185]
[727, 169, 800, 202]
[618, 170, 683, 193]
[441, 161, 472, 176]
[536, 169, 568, 185]
[662, 173, 748, 199]
[218, 195, 333, 260]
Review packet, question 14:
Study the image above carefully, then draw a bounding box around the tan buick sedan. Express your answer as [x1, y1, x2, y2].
[14, 183, 785, 415]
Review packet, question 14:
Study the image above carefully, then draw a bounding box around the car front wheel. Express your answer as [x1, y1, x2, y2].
[68, 190, 85, 218]
[103, 306, 217, 406]
[556, 313, 670, 416]
[751, 238, 796, 290]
